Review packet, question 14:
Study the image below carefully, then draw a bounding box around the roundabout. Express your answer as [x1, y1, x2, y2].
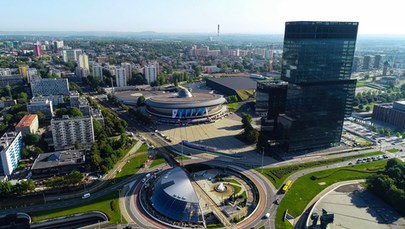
[128, 161, 274, 229]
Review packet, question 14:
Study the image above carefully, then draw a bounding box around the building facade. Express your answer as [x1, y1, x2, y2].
[31, 78, 69, 96]
[144, 64, 158, 85]
[0, 132, 23, 176]
[78, 54, 89, 70]
[92, 64, 103, 79]
[51, 115, 95, 150]
[27, 98, 54, 118]
[278, 21, 358, 153]
[62, 49, 82, 62]
[115, 67, 127, 87]
[121, 62, 132, 82]
[15, 114, 39, 135]
[372, 101, 405, 129]
[34, 44, 42, 56]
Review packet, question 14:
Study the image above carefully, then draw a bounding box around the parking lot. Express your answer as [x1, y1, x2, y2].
[309, 183, 405, 229]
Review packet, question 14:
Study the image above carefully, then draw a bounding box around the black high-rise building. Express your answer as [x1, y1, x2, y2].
[277, 21, 358, 153]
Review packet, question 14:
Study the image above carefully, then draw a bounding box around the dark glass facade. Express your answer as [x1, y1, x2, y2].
[278, 21, 358, 153]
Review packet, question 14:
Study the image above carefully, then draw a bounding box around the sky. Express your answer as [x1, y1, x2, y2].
[1, 0, 404, 35]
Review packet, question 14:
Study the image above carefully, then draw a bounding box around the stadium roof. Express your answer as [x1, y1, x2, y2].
[206, 77, 257, 90]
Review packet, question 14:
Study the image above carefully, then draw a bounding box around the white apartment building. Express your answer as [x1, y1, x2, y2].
[115, 67, 127, 87]
[92, 64, 103, 79]
[51, 115, 95, 150]
[144, 63, 158, 85]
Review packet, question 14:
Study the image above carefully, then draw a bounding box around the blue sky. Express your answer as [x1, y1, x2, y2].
[1, 0, 404, 34]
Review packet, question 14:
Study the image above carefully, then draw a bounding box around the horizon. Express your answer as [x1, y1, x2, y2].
[2, 0, 405, 35]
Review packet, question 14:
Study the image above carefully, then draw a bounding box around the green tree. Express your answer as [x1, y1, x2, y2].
[137, 96, 146, 106]
[17, 92, 28, 104]
[70, 108, 83, 117]
[0, 181, 13, 196]
[396, 132, 401, 138]
[66, 171, 83, 185]
[36, 112, 46, 123]
[241, 113, 252, 129]
[23, 133, 40, 145]
[93, 119, 107, 141]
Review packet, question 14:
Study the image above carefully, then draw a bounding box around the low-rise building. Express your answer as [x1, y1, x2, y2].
[372, 101, 405, 129]
[27, 98, 54, 118]
[0, 132, 23, 176]
[15, 114, 39, 135]
[31, 150, 86, 178]
[51, 115, 95, 150]
[31, 78, 69, 96]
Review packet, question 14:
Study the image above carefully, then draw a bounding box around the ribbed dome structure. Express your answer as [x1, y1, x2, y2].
[150, 167, 202, 223]
[177, 88, 193, 98]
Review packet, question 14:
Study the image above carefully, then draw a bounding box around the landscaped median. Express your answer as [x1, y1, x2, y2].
[275, 160, 387, 229]
[29, 190, 125, 224]
[257, 151, 383, 189]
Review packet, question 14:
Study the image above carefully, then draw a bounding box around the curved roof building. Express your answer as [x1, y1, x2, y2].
[151, 167, 203, 223]
[145, 88, 226, 121]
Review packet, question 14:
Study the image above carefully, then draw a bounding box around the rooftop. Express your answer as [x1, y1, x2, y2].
[15, 114, 38, 128]
[31, 150, 85, 170]
[206, 76, 257, 90]
[157, 167, 199, 203]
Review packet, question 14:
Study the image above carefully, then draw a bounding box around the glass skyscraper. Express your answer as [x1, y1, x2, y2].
[278, 21, 358, 153]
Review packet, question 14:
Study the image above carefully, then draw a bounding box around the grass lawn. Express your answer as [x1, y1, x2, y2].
[387, 148, 399, 153]
[226, 102, 242, 112]
[206, 223, 224, 228]
[356, 81, 367, 87]
[223, 178, 241, 185]
[150, 154, 166, 168]
[30, 190, 125, 224]
[230, 183, 242, 195]
[258, 151, 383, 189]
[136, 143, 148, 153]
[275, 160, 387, 229]
[115, 153, 149, 182]
[175, 155, 190, 160]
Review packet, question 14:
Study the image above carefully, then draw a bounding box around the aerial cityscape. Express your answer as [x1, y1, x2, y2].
[0, 1, 405, 229]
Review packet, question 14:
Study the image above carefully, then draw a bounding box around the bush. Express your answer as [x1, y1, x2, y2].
[110, 200, 116, 211]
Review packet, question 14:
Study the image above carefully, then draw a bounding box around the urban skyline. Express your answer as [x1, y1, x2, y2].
[1, 0, 405, 35]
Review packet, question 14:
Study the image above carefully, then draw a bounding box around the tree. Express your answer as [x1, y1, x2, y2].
[66, 171, 83, 185]
[396, 132, 401, 138]
[372, 126, 378, 133]
[36, 112, 46, 123]
[17, 92, 28, 104]
[137, 96, 146, 106]
[93, 119, 107, 141]
[359, 104, 364, 110]
[70, 108, 83, 117]
[365, 106, 371, 112]
[241, 113, 252, 129]
[0, 181, 12, 196]
[23, 133, 40, 145]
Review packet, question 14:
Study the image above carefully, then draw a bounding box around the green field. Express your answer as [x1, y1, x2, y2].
[115, 153, 149, 182]
[356, 81, 367, 87]
[150, 154, 166, 168]
[30, 190, 125, 224]
[175, 155, 190, 160]
[258, 151, 383, 189]
[387, 148, 399, 153]
[275, 160, 387, 229]
[226, 102, 242, 112]
[136, 143, 149, 153]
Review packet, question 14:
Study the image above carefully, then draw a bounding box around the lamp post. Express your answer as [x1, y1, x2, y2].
[261, 147, 264, 173]
[118, 189, 122, 224]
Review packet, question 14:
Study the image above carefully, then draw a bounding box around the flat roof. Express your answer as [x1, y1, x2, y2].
[206, 77, 257, 90]
[31, 150, 85, 170]
[15, 114, 38, 128]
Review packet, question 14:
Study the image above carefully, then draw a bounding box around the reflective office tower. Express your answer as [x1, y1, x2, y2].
[278, 21, 358, 152]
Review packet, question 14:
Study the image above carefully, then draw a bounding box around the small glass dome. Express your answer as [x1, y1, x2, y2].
[177, 88, 193, 98]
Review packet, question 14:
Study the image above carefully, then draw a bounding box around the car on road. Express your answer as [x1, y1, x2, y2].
[264, 213, 270, 219]
[82, 193, 91, 199]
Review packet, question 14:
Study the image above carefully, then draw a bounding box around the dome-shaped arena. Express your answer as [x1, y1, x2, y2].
[150, 167, 203, 223]
[145, 88, 226, 122]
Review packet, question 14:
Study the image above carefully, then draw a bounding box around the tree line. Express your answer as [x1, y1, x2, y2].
[366, 159, 405, 215]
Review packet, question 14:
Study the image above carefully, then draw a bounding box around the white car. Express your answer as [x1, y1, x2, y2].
[264, 213, 270, 219]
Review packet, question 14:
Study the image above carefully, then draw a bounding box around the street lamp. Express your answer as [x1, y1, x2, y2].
[261, 147, 264, 173]
[118, 189, 122, 224]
